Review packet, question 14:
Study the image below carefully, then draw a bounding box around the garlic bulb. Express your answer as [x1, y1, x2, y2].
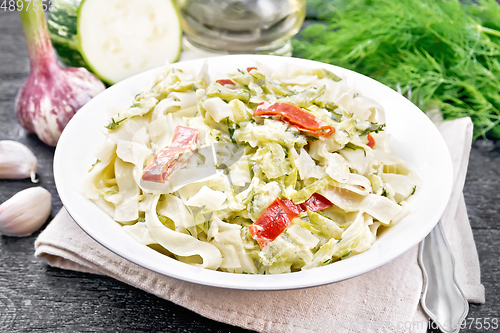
[0, 140, 38, 182]
[15, 3, 105, 146]
[0, 187, 51, 237]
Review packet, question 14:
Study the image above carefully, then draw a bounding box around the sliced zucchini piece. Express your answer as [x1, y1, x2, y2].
[49, 0, 182, 85]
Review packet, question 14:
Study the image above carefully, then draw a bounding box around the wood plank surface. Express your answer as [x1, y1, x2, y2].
[0, 9, 498, 333]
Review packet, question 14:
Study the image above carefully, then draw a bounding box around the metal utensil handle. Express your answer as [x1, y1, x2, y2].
[418, 221, 469, 333]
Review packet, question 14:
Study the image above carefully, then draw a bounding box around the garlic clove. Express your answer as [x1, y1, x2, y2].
[0, 140, 38, 183]
[0, 186, 51, 237]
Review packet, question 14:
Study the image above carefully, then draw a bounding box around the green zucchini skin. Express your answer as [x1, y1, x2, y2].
[48, 0, 88, 69]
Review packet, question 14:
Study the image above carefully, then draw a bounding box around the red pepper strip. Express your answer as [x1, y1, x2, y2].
[298, 193, 333, 212]
[216, 79, 236, 86]
[249, 198, 299, 249]
[249, 194, 333, 248]
[367, 133, 375, 148]
[247, 67, 257, 72]
[142, 126, 199, 183]
[170, 126, 199, 149]
[254, 102, 335, 136]
[281, 198, 301, 216]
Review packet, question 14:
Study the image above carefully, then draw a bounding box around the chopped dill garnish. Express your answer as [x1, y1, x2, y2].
[358, 123, 386, 136]
[105, 117, 127, 130]
[88, 159, 100, 172]
[226, 119, 240, 146]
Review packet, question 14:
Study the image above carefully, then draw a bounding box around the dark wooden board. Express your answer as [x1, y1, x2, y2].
[0, 9, 498, 333]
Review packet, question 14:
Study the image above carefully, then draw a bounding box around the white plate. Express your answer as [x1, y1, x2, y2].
[54, 55, 453, 290]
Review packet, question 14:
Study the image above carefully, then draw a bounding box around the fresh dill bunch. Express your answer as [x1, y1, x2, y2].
[293, 0, 500, 139]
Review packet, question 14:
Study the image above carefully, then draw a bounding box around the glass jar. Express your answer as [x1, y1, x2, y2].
[175, 0, 306, 56]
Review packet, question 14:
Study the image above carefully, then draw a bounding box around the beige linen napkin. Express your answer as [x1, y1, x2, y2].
[34, 117, 484, 333]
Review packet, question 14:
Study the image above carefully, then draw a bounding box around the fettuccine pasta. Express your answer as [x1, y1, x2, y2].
[83, 63, 419, 274]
